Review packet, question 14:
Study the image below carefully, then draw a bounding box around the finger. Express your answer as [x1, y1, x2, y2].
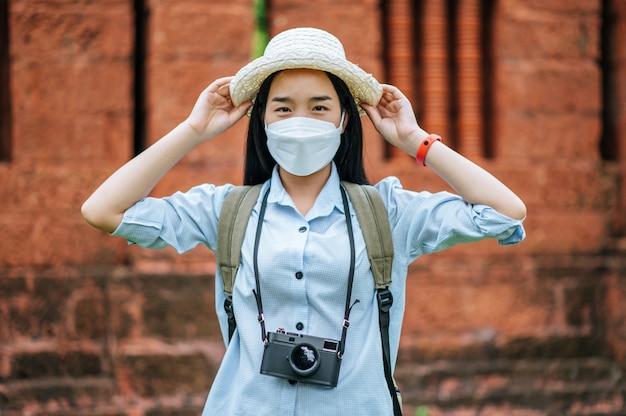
[207, 76, 235, 93]
[375, 95, 395, 115]
[217, 83, 232, 98]
[378, 89, 399, 107]
[360, 103, 381, 126]
[229, 101, 253, 122]
[381, 84, 409, 102]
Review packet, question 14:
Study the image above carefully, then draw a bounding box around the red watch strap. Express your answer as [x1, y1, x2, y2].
[415, 134, 442, 166]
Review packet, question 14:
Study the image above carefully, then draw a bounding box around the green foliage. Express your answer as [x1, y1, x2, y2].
[252, 0, 268, 59]
[415, 406, 429, 416]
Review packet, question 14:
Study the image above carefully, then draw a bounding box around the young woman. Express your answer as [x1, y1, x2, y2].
[82, 28, 526, 415]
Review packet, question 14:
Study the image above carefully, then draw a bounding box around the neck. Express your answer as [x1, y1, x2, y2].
[279, 164, 332, 215]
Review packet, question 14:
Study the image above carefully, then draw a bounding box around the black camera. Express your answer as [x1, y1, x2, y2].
[260, 329, 342, 387]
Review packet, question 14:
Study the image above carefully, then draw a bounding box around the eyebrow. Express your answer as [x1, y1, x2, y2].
[270, 95, 334, 103]
[310, 95, 333, 102]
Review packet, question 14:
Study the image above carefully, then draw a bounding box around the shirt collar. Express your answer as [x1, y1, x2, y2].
[267, 163, 345, 217]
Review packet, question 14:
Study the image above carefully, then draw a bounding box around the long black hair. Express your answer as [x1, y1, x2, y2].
[243, 71, 369, 186]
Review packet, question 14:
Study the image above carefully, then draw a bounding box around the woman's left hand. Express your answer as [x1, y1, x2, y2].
[361, 84, 428, 156]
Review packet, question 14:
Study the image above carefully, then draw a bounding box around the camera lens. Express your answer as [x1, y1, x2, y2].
[289, 343, 320, 376]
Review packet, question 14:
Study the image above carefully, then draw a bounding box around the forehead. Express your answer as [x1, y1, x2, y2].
[268, 69, 338, 98]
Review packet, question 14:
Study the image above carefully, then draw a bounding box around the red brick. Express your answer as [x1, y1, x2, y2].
[497, 61, 601, 114]
[521, 210, 607, 254]
[505, 0, 600, 14]
[403, 280, 552, 339]
[3, 376, 116, 411]
[140, 274, 220, 340]
[0, 214, 127, 267]
[11, 351, 102, 378]
[149, 2, 253, 63]
[497, 112, 601, 161]
[12, 60, 132, 117]
[497, 4, 600, 60]
[11, 59, 133, 164]
[15, 112, 132, 163]
[515, 162, 614, 210]
[10, 2, 133, 64]
[605, 267, 626, 367]
[118, 353, 217, 397]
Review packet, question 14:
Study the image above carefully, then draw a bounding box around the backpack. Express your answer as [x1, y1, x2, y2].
[217, 182, 401, 415]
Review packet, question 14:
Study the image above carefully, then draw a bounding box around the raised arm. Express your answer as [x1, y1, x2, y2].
[362, 84, 526, 220]
[81, 77, 252, 233]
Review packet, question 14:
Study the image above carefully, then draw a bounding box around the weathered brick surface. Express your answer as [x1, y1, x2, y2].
[0, 269, 221, 415]
[498, 61, 601, 114]
[10, 2, 133, 163]
[2, 0, 626, 414]
[3, 0, 134, 270]
[400, 251, 617, 366]
[496, 108, 602, 161]
[398, 357, 626, 415]
[497, 2, 599, 60]
[118, 353, 216, 397]
[604, 253, 626, 368]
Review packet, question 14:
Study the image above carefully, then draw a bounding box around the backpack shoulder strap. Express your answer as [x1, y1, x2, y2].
[342, 182, 400, 415]
[341, 182, 394, 289]
[217, 184, 263, 297]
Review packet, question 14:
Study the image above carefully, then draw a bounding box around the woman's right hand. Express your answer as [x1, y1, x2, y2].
[184, 76, 253, 142]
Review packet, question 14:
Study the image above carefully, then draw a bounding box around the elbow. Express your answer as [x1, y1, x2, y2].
[511, 205, 527, 221]
[505, 197, 527, 221]
[81, 198, 96, 224]
[81, 197, 120, 233]
[80, 198, 102, 229]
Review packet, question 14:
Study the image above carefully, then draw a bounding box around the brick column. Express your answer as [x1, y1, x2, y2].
[421, 0, 450, 140]
[384, 0, 415, 158]
[456, 0, 483, 158]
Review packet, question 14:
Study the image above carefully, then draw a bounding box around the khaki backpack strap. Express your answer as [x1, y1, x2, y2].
[342, 182, 400, 415]
[217, 185, 263, 297]
[341, 182, 394, 289]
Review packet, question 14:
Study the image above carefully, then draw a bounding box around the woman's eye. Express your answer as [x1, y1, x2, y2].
[276, 107, 291, 113]
[312, 105, 328, 111]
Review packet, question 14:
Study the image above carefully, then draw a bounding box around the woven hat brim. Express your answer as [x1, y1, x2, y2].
[230, 54, 382, 112]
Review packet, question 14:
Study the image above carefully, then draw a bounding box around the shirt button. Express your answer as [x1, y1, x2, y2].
[296, 322, 304, 331]
[295, 271, 303, 280]
[298, 226, 307, 233]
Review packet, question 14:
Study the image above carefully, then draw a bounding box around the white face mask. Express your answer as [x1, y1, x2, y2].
[265, 113, 345, 177]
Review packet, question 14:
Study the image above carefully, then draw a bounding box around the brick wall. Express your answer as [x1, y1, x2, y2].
[1, 267, 221, 415]
[398, 0, 610, 352]
[2, 0, 626, 414]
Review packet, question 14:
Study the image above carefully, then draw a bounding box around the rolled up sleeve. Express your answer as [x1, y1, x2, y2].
[111, 183, 234, 253]
[375, 177, 526, 262]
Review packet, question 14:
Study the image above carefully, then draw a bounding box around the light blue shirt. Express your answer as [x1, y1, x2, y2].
[113, 164, 525, 415]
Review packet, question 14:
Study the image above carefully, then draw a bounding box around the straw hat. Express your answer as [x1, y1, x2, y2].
[229, 27, 382, 110]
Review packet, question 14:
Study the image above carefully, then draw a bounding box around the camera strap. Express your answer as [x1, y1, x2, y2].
[378, 288, 402, 415]
[251, 185, 358, 355]
[251, 187, 271, 344]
